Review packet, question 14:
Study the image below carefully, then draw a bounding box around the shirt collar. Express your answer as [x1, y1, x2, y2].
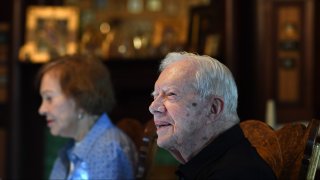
[69, 113, 114, 161]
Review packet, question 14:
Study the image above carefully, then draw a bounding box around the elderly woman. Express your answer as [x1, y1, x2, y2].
[37, 54, 137, 179]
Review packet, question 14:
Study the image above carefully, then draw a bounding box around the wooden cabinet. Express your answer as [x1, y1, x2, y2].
[256, 0, 315, 123]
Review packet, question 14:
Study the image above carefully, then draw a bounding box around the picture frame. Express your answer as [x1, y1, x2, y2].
[187, 2, 224, 59]
[19, 6, 79, 63]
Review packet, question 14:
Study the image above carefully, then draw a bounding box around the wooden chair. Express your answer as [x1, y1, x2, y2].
[240, 120, 283, 177]
[117, 117, 144, 149]
[240, 119, 320, 180]
[299, 119, 320, 180]
[136, 119, 157, 180]
[117, 118, 158, 179]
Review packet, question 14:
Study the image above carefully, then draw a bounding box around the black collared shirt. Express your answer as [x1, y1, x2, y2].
[176, 124, 276, 180]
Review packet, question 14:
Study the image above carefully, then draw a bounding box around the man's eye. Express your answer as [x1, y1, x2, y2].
[167, 92, 176, 97]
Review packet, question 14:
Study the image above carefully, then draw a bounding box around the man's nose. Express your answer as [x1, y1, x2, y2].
[149, 97, 165, 114]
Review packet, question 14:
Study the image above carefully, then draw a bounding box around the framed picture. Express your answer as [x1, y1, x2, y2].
[19, 6, 79, 63]
[187, 2, 225, 59]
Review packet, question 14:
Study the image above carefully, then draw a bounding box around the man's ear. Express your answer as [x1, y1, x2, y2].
[210, 97, 224, 115]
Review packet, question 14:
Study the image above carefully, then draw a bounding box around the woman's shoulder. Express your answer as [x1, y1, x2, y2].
[92, 126, 134, 148]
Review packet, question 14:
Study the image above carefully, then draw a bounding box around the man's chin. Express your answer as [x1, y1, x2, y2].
[157, 138, 170, 149]
[157, 141, 185, 163]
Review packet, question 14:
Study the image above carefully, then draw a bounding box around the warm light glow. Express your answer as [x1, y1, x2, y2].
[146, 0, 162, 12]
[133, 37, 142, 49]
[100, 22, 110, 34]
[118, 45, 127, 54]
[22, 6, 79, 63]
[127, 0, 143, 13]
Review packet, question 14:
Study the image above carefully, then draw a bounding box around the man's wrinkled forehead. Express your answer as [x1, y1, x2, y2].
[155, 62, 197, 92]
[159, 60, 193, 80]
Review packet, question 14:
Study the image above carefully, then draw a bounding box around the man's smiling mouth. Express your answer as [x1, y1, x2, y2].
[155, 122, 172, 130]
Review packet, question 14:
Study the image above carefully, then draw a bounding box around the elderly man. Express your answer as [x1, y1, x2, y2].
[149, 52, 276, 179]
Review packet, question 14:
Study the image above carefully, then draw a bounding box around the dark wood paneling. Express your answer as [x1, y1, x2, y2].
[106, 59, 160, 123]
[256, 0, 315, 123]
[314, 0, 320, 118]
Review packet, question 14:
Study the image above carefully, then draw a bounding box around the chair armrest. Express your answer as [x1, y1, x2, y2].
[306, 143, 320, 180]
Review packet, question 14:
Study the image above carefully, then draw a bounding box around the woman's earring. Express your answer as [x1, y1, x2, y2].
[78, 113, 84, 120]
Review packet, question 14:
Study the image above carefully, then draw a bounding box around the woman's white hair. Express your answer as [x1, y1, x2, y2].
[160, 52, 239, 122]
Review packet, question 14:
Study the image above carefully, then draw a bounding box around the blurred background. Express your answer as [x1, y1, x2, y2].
[0, 0, 320, 179]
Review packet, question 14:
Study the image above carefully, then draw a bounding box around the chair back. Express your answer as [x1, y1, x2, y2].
[117, 118, 158, 179]
[275, 122, 306, 179]
[299, 119, 320, 180]
[240, 119, 320, 180]
[136, 119, 157, 180]
[240, 120, 283, 177]
[117, 118, 144, 149]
